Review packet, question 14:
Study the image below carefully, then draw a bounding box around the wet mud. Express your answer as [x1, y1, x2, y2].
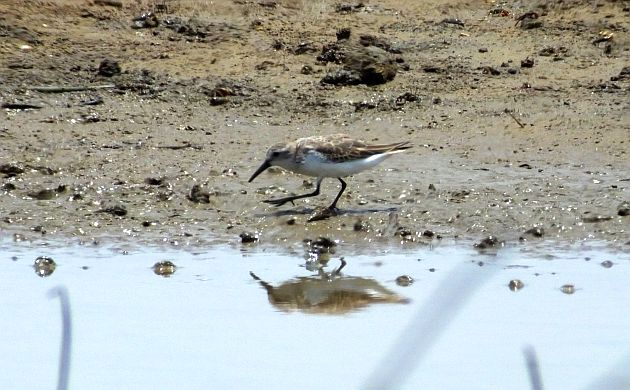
[1, 0, 628, 250]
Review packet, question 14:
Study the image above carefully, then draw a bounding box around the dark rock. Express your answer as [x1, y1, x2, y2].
[581, 214, 612, 223]
[396, 275, 414, 287]
[94, 0, 123, 7]
[618, 202, 629, 216]
[79, 96, 104, 106]
[240, 232, 258, 243]
[353, 220, 371, 232]
[317, 42, 346, 64]
[132, 11, 159, 29]
[478, 66, 501, 75]
[395, 92, 418, 106]
[2, 183, 16, 191]
[153, 260, 176, 277]
[188, 184, 211, 203]
[423, 66, 443, 73]
[34, 256, 56, 277]
[395, 226, 415, 239]
[521, 58, 534, 68]
[358, 34, 402, 54]
[440, 18, 465, 27]
[304, 237, 336, 255]
[508, 279, 524, 291]
[98, 59, 121, 77]
[98, 205, 127, 216]
[515, 12, 542, 29]
[321, 69, 363, 85]
[319, 42, 397, 86]
[335, 2, 365, 13]
[257, 0, 277, 8]
[1, 102, 43, 110]
[289, 41, 317, 55]
[353, 100, 377, 111]
[336, 27, 351, 41]
[210, 97, 229, 106]
[144, 177, 163, 185]
[27, 185, 66, 200]
[0, 164, 24, 177]
[474, 236, 503, 249]
[523, 227, 545, 238]
[611, 66, 630, 81]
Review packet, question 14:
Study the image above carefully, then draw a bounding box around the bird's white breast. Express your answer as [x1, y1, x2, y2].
[276, 151, 393, 178]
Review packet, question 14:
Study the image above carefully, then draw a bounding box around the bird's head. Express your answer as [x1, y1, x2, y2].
[248, 143, 292, 183]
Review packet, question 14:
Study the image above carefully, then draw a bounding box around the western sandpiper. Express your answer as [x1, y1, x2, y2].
[248, 134, 411, 213]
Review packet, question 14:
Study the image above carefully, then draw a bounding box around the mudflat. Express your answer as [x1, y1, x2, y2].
[1, 0, 628, 249]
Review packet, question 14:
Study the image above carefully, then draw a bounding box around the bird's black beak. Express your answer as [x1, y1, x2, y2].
[248, 160, 271, 183]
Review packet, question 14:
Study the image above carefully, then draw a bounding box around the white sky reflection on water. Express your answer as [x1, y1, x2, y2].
[1, 240, 629, 390]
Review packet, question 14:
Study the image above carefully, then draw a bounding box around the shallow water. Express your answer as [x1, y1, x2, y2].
[2, 239, 629, 390]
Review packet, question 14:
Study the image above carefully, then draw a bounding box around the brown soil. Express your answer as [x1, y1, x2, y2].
[1, 0, 628, 250]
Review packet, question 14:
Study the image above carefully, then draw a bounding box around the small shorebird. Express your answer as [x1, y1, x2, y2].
[248, 134, 411, 213]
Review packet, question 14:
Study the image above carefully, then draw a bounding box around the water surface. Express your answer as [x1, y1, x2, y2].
[2, 239, 629, 389]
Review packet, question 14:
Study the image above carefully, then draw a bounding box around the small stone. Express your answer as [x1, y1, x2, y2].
[474, 236, 502, 249]
[98, 59, 121, 77]
[153, 260, 176, 277]
[396, 275, 414, 287]
[240, 232, 259, 244]
[508, 279, 524, 291]
[601, 260, 613, 268]
[560, 284, 576, 294]
[0, 163, 24, 177]
[521, 58, 534, 68]
[144, 177, 163, 185]
[618, 202, 630, 216]
[353, 220, 371, 232]
[336, 27, 351, 41]
[28, 188, 57, 200]
[523, 227, 544, 238]
[98, 205, 127, 216]
[188, 184, 211, 203]
[34, 256, 56, 277]
[582, 214, 613, 223]
[478, 47, 488, 53]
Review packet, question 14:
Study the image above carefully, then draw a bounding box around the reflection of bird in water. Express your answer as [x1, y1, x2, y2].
[250, 260, 409, 315]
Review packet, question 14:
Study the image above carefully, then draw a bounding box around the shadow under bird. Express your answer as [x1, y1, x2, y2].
[248, 134, 412, 213]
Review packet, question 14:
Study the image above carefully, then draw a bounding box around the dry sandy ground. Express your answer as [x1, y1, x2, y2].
[0, 0, 628, 251]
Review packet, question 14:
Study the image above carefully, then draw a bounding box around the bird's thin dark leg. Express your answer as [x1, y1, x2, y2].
[263, 178, 323, 207]
[328, 178, 347, 210]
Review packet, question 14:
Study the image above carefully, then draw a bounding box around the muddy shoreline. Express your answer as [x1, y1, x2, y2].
[1, 0, 628, 250]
